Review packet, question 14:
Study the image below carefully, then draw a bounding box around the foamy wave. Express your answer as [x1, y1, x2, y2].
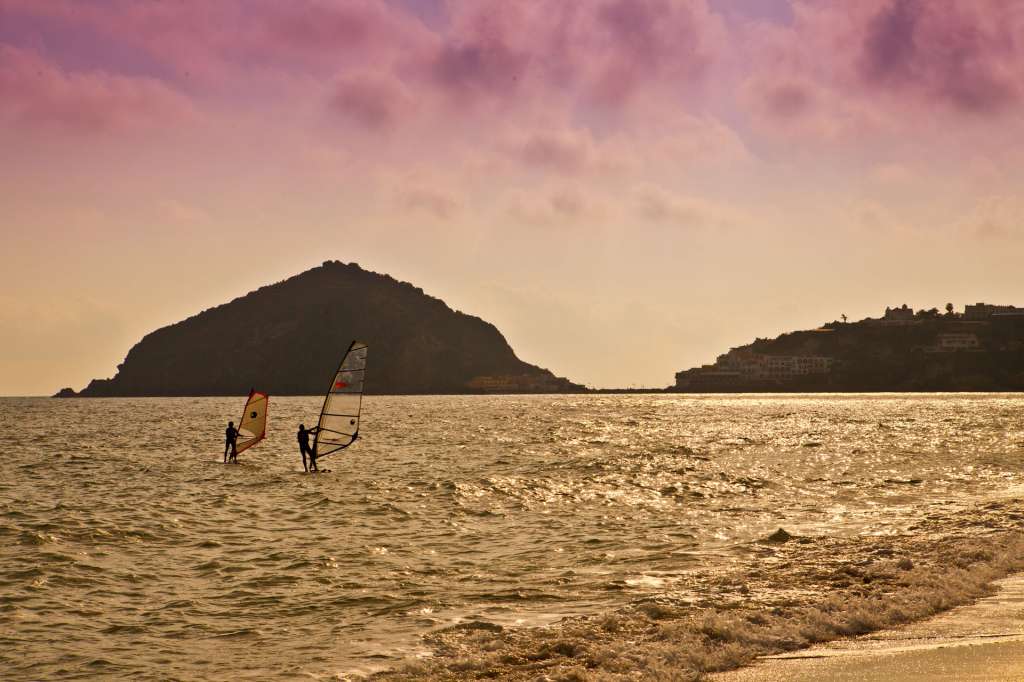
[382, 503, 1024, 680]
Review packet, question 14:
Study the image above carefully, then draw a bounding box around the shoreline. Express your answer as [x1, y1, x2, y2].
[713, 573, 1024, 681]
[377, 497, 1024, 680]
[34, 389, 1024, 399]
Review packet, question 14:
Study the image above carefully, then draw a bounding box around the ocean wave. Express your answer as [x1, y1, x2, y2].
[5, 394, 1024, 679]
[385, 508, 1024, 680]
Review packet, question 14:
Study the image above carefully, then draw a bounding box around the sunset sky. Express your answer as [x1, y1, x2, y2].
[3, 0, 1024, 394]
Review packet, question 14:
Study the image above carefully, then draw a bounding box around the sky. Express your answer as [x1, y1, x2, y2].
[3, 0, 1024, 395]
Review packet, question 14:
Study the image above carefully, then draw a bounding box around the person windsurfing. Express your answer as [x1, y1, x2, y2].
[224, 421, 239, 463]
[301, 341, 367, 472]
[297, 423, 318, 472]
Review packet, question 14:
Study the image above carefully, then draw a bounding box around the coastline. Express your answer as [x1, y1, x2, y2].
[713, 573, 1024, 681]
[376, 497, 1024, 680]
[44, 388, 1024, 398]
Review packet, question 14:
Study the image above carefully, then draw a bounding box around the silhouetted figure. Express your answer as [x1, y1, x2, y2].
[298, 423, 318, 472]
[224, 421, 238, 463]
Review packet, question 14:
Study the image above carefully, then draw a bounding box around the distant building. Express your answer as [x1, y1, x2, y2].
[927, 332, 981, 352]
[964, 302, 1021, 320]
[466, 374, 571, 393]
[761, 354, 834, 378]
[881, 304, 915, 323]
[675, 348, 833, 388]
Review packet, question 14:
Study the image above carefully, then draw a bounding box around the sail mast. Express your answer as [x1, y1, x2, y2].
[313, 341, 368, 458]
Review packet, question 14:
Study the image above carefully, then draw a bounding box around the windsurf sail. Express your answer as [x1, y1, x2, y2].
[313, 341, 368, 458]
[235, 390, 268, 455]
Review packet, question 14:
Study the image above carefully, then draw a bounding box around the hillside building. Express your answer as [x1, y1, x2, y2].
[926, 332, 981, 352]
[676, 348, 833, 388]
[880, 304, 916, 324]
[964, 302, 1021, 320]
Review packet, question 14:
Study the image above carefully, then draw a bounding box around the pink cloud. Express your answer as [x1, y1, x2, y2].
[739, 69, 892, 144]
[852, 0, 1023, 113]
[506, 184, 604, 226]
[582, 0, 718, 106]
[748, 0, 1024, 129]
[430, 2, 531, 98]
[0, 45, 192, 133]
[1, 0, 729, 137]
[634, 183, 743, 228]
[396, 178, 462, 219]
[513, 129, 597, 174]
[760, 80, 814, 119]
[329, 71, 414, 130]
[250, 0, 438, 73]
[430, 0, 722, 111]
[0, 0, 437, 85]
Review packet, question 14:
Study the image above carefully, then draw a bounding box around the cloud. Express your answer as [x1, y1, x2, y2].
[855, 0, 1022, 113]
[583, 0, 718, 106]
[428, 0, 722, 112]
[506, 185, 605, 225]
[0, 0, 437, 86]
[735, 0, 1024, 154]
[759, 80, 814, 119]
[0, 0, 731, 138]
[430, 2, 531, 99]
[0, 45, 193, 133]
[329, 70, 413, 130]
[397, 181, 462, 219]
[858, 0, 920, 85]
[253, 0, 438, 72]
[958, 195, 1024, 240]
[750, 0, 1024, 125]
[868, 162, 915, 186]
[509, 128, 597, 174]
[633, 184, 742, 228]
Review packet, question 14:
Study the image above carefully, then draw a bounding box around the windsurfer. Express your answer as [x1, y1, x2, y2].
[224, 421, 238, 463]
[297, 423, 318, 472]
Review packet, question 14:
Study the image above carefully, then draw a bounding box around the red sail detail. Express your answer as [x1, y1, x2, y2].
[334, 381, 348, 389]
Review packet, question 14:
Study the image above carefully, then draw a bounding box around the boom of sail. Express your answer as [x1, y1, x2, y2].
[313, 341, 368, 458]
[235, 390, 269, 455]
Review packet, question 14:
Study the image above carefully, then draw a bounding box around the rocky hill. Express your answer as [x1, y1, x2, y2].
[65, 261, 583, 396]
[674, 305, 1024, 392]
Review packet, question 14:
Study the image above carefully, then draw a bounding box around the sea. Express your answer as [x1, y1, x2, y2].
[1, 394, 1023, 679]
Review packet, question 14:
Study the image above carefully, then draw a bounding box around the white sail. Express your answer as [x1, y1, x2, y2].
[313, 341, 368, 458]
[236, 390, 268, 455]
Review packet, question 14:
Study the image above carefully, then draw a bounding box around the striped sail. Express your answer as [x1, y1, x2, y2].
[313, 341, 367, 458]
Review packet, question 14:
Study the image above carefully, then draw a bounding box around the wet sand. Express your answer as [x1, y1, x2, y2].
[714, 574, 1024, 681]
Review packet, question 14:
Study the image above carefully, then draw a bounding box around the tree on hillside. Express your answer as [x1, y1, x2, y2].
[946, 302, 954, 315]
[841, 313, 848, 323]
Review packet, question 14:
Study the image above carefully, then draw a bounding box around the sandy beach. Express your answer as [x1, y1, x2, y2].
[715, 574, 1024, 681]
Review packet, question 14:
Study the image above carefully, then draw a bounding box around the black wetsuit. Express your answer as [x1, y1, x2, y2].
[298, 427, 316, 472]
[224, 425, 238, 463]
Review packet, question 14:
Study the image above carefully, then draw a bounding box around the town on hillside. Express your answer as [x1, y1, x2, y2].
[673, 303, 1024, 392]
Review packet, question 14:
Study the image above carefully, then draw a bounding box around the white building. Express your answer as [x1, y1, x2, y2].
[715, 349, 833, 380]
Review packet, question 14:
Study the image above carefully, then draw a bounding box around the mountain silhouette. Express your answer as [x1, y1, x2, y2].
[70, 261, 582, 396]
